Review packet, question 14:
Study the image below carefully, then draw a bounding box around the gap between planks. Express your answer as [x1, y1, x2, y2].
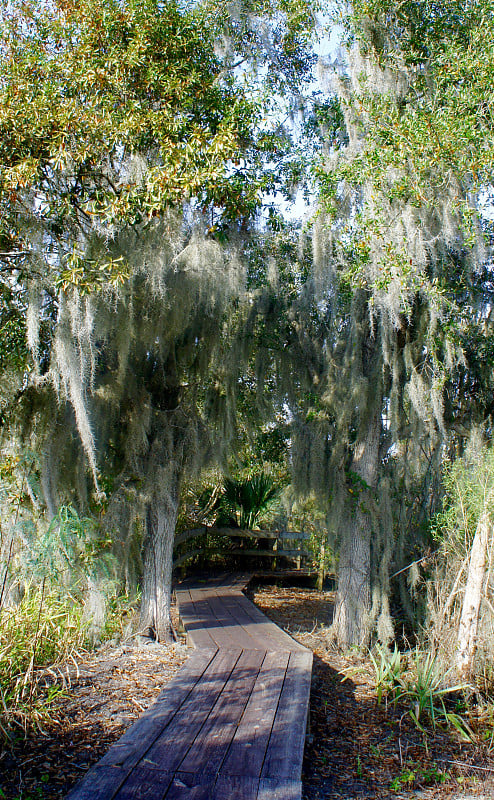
[66, 574, 312, 800]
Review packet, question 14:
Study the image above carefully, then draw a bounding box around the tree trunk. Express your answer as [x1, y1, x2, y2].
[455, 509, 491, 679]
[139, 477, 180, 643]
[332, 404, 382, 648]
[84, 575, 107, 645]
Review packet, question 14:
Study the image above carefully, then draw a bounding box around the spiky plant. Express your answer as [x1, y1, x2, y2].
[219, 472, 281, 530]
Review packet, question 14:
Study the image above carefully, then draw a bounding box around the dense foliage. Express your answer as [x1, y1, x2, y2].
[0, 0, 317, 644]
[1, 0, 494, 703]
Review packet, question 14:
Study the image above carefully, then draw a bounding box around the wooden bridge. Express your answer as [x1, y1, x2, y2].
[66, 574, 313, 800]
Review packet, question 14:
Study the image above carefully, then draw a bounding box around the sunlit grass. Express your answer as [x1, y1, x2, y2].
[0, 586, 87, 739]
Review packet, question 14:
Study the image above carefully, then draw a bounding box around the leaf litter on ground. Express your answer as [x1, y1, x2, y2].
[1, 583, 494, 799]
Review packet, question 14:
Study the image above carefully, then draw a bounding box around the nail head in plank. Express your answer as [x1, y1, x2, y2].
[163, 772, 214, 800]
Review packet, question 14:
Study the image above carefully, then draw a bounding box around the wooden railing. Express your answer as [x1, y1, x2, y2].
[172, 526, 312, 571]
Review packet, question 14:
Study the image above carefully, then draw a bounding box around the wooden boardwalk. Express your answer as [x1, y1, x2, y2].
[66, 573, 313, 800]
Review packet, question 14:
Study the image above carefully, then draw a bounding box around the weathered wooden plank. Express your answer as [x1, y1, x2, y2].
[218, 596, 271, 652]
[154, 648, 217, 703]
[220, 650, 289, 778]
[163, 774, 264, 800]
[260, 651, 313, 781]
[178, 649, 265, 776]
[257, 778, 302, 800]
[210, 594, 275, 651]
[230, 548, 311, 559]
[213, 776, 260, 800]
[188, 588, 240, 649]
[65, 574, 312, 800]
[98, 649, 216, 770]
[142, 649, 242, 773]
[205, 591, 263, 651]
[173, 536, 311, 567]
[184, 573, 231, 590]
[173, 548, 206, 568]
[220, 572, 252, 590]
[65, 766, 129, 800]
[274, 531, 310, 541]
[163, 773, 214, 800]
[209, 572, 240, 588]
[175, 528, 309, 543]
[173, 528, 208, 548]
[226, 592, 307, 652]
[112, 767, 173, 800]
[251, 569, 318, 579]
[175, 589, 219, 650]
[239, 598, 308, 652]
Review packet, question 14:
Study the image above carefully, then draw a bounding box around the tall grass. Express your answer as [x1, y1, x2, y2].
[0, 586, 88, 738]
[0, 466, 123, 740]
[426, 440, 494, 693]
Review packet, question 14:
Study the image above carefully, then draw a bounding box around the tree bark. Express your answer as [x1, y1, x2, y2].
[332, 404, 382, 648]
[139, 474, 181, 643]
[455, 509, 491, 679]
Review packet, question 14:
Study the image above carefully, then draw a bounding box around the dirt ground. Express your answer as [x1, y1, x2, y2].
[248, 585, 494, 800]
[1, 582, 494, 800]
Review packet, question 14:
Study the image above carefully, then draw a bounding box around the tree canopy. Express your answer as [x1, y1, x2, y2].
[1, 0, 494, 661]
[0, 0, 317, 639]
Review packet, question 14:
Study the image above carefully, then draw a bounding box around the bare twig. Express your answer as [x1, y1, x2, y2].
[447, 760, 494, 773]
[391, 554, 430, 579]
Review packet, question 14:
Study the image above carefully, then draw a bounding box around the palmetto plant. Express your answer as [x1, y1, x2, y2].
[218, 472, 280, 530]
[399, 650, 471, 739]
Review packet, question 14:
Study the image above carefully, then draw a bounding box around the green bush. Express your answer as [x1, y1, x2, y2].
[0, 491, 126, 739]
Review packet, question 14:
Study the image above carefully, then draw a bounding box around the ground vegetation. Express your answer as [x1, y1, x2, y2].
[2, 583, 494, 800]
[1, 0, 494, 767]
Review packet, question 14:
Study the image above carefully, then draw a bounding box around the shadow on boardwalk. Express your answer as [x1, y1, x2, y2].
[64, 574, 313, 800]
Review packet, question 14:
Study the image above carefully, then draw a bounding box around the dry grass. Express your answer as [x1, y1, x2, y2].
[0, 586, 90, 739]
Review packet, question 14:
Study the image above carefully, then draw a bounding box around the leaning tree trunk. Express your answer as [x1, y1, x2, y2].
[332, 404, 382, 648]
[455, 507, 491, 679]
[139, 470, 181, 643]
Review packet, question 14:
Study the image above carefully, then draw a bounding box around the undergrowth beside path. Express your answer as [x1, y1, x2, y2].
[249, 585, 494, 800]
[1, 584, 493, 799]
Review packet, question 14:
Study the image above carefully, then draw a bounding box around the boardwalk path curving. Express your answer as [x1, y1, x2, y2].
[66, 573, 313, 800]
